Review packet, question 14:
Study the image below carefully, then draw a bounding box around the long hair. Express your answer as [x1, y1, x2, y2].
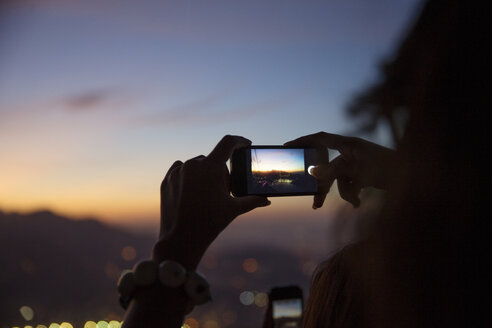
[304, 1, 489, 327]
[302, 243, 366, 328]
[352, 1, 489, 327]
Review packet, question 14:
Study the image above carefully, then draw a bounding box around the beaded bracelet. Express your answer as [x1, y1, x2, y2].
[117, 259, 211, 310]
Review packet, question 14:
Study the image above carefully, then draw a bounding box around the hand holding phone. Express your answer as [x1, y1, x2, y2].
[231, 146, 318, 197]
[270, 286, 303, 328]
[155, 136, 270, 270]
[285, 132, 397, 208]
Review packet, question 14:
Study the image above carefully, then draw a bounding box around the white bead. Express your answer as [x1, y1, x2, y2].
[117, 270, 136, 298]
[184, 271, 212, 305]
[133, 260, 157, 286]
[158, 260, 187, 287]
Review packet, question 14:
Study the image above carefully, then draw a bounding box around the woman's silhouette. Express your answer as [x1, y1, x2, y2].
[122, 1, 489, 327]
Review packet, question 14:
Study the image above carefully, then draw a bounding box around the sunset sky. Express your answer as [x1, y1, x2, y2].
[273, 299, 302, 319]
[0, 0, 421, 228]
[252, 149, 305, 173]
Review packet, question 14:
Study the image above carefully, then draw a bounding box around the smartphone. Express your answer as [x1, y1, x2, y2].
[270, 286, 304, 328]
[231, 146, 318, 197]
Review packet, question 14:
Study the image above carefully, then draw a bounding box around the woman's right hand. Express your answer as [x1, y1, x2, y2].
[154, 135, 270, 270]
[285, 132, 396, 209]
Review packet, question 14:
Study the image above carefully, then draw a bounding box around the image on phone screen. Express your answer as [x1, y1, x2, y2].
[246, 148, 317, 195]
[272, 298, 303, 328]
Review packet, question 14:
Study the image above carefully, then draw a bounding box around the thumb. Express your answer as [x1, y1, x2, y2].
[231, 196, 271, 216]
[310, 163, 331, 179]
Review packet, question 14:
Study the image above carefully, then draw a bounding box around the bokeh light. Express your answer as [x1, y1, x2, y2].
[242, 258, 258, 273]
[96, 321, 108, 328]
[184, 317, 199, 328]
[239, 291, 255, 305]
[121, 246, 137, 261]
[84, 322, 97, 328]
[49, 324, 60, 328]
[59, 323, 73, 328]
[254, 292, 268, 307]
[19, 306, 34, 321]
[108, 321, 120, 328]
[203, 320, 218, 328]
[36, 325, 48, 328]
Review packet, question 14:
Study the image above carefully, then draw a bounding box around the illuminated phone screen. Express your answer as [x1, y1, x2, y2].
[246, 148, 317, 195]
[272, 298, 303, 328]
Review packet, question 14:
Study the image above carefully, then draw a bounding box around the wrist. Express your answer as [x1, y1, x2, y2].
[152, 232, 207, 271]
[119, 257, 211, 325]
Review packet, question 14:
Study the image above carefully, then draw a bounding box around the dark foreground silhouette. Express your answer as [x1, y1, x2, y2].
[123, 0, 489, 327]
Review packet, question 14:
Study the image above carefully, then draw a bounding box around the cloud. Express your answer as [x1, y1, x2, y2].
[64, 89, 112, 111]
[0, 87, 133, 119]
[61, 87, 138, 113]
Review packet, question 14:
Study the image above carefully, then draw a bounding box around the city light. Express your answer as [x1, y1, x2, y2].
[60, 323, 73, 328]
[242, 258, 259, 273]
[183, 318, 198, 328]
[19, 306, 34, 321]
[254, 292, 269, 307]
[6, 321, 124, 328]
[239, 291, 255, 305]
[203, 320, 219, 328]
[121, 246, 137, 261]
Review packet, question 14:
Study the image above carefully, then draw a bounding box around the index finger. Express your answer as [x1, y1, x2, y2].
[285, 132, 353, 157]
[285, 132, 331, 165]
[208, 135, 252, 163]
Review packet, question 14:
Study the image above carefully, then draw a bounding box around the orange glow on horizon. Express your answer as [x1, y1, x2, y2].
[0, 191, 341, 228]
[252, 169, 304, 173]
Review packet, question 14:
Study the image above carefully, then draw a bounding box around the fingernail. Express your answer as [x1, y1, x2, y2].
[264, 199, 271, 206]
[312, 204, 318, 210]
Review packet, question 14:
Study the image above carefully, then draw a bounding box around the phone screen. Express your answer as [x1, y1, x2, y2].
[272, 298, 303, 328]
[245, 147, 317, 195]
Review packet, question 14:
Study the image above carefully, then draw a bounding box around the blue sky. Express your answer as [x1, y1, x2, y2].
[0, 0, 422, 225]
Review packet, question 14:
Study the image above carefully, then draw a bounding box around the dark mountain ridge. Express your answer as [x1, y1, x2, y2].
[0, 210, 155, 326]
[0, 210, 314, 328]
